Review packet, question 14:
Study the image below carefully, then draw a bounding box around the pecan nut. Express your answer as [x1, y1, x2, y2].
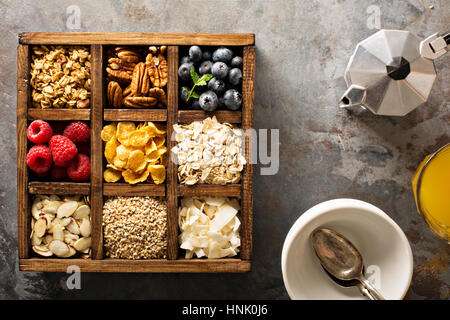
[149, 88, 167, 107]
[157, 54, 168, 88]
[146, 53, 168, 88]
[107, 81, 123, 108]
[131, 62, 150, 96]
[123, 84, 132, 98]
[106, 67, 132, 84]
[123, 96, 158, 108]
[116, 48, 141, 63]
[108, 57, 136, 72]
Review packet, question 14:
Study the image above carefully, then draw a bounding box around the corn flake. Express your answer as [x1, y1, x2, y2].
[104, 137, 119, 164]
[122, 168, 150, 184]
[103, 121, 166, 184]
[101, 123, 117, 142]
[129, 130, 151, 147]
[116, 122, 136, 145]
[127, 149, 147, 172]
[104, 168, 122, 183]
[148, 165, 166, 185]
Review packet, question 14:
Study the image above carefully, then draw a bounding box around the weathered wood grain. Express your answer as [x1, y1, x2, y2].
[17, 44, 30, 259]
[104, 109, 167, 122]
[90, 44, 104, 260]
[178, 110, 242, 124]
[28, 182, 90, 195]
[104, 183, 165, 196]
[19, 258, 251, 273]
[178, 184, 242, 197]
[28, 109, 90, 121]
[240, 46, 255, 260]
[19, 33, 255, 46]
[166, 46, 179, 260]
[17, 33, 255, 272]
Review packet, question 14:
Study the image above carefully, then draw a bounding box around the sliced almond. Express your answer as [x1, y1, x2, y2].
[48, 219, 62, 234]
[42, 214, 53, 228]
[53, 224, 65, 241]
[59, 245, 76, 258]
[44, 212, 55, 220]
[66, 218, 80, 235]
[31, 232, 42, 246]
[79, 218, 91, 237]
[73, 205, 90, 220]
[49, 195, 61, 201]
[64, 195, 81, 202]
[41, 198, 50, 208]
[31, 201, 43, 220]
[43, 234, 53, 245]
[73, 237, 91, 252]
[43, 201, 63, 214]
[48, 240, 70, 257]
[56, 201, 78, 218]
[64, 231, 79, 245]
[34, 218, 47, 238]
[77, 200, 86, 207]
[35, 195, 49, 202]
[60, 217, 72, 227]
[32, 245, 53, 257]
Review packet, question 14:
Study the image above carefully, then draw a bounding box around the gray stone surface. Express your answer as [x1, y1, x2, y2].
[0, 0, 448, 299]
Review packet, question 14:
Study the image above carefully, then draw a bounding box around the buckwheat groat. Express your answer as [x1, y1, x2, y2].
[103, 196, 167, 259]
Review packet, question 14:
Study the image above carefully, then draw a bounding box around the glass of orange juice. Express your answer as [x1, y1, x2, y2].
[412, 144, 450, 242]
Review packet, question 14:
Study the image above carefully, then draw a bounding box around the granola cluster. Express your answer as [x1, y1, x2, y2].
[30, 46, 91, 109]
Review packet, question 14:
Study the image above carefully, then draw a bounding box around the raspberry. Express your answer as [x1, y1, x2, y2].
[50, 166, 67, 180]
[49, 135, 78, 167]
[26, 145, 52, 175]
[27, 120, 53, 144]
[67, 153, 91, 181]
[63, 121, 90, 143]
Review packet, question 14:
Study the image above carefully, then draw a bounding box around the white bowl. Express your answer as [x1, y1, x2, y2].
[281, 199, 413, 300]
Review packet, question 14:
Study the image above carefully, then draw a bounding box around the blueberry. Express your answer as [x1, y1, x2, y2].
[208, 77, 226, 95]
[191, 99, 201, 110]
[202, 51, 212, 60]
[231, 56, 243, 67]
[178, 62, 194, 81]
[189, 46, 202, 63]
[212, 47, 233, 62]
[180, 56, 192, 65]
[223, 89, 242, 110]
[199, 91, 219, 111]
[212, 62, 229, 79]
[228, 68, 243, 86]
[180, 87, 191, 104]
[199, 61, 213, 75]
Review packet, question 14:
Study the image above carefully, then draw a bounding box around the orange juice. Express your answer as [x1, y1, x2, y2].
[412, 144, 450, 241]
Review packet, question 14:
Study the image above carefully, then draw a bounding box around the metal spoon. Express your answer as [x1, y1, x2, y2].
[310, 228, 385, 300]
[321, 265, 377, 300]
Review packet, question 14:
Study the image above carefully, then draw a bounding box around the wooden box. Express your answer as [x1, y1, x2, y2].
[17, 33, 255, 273]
